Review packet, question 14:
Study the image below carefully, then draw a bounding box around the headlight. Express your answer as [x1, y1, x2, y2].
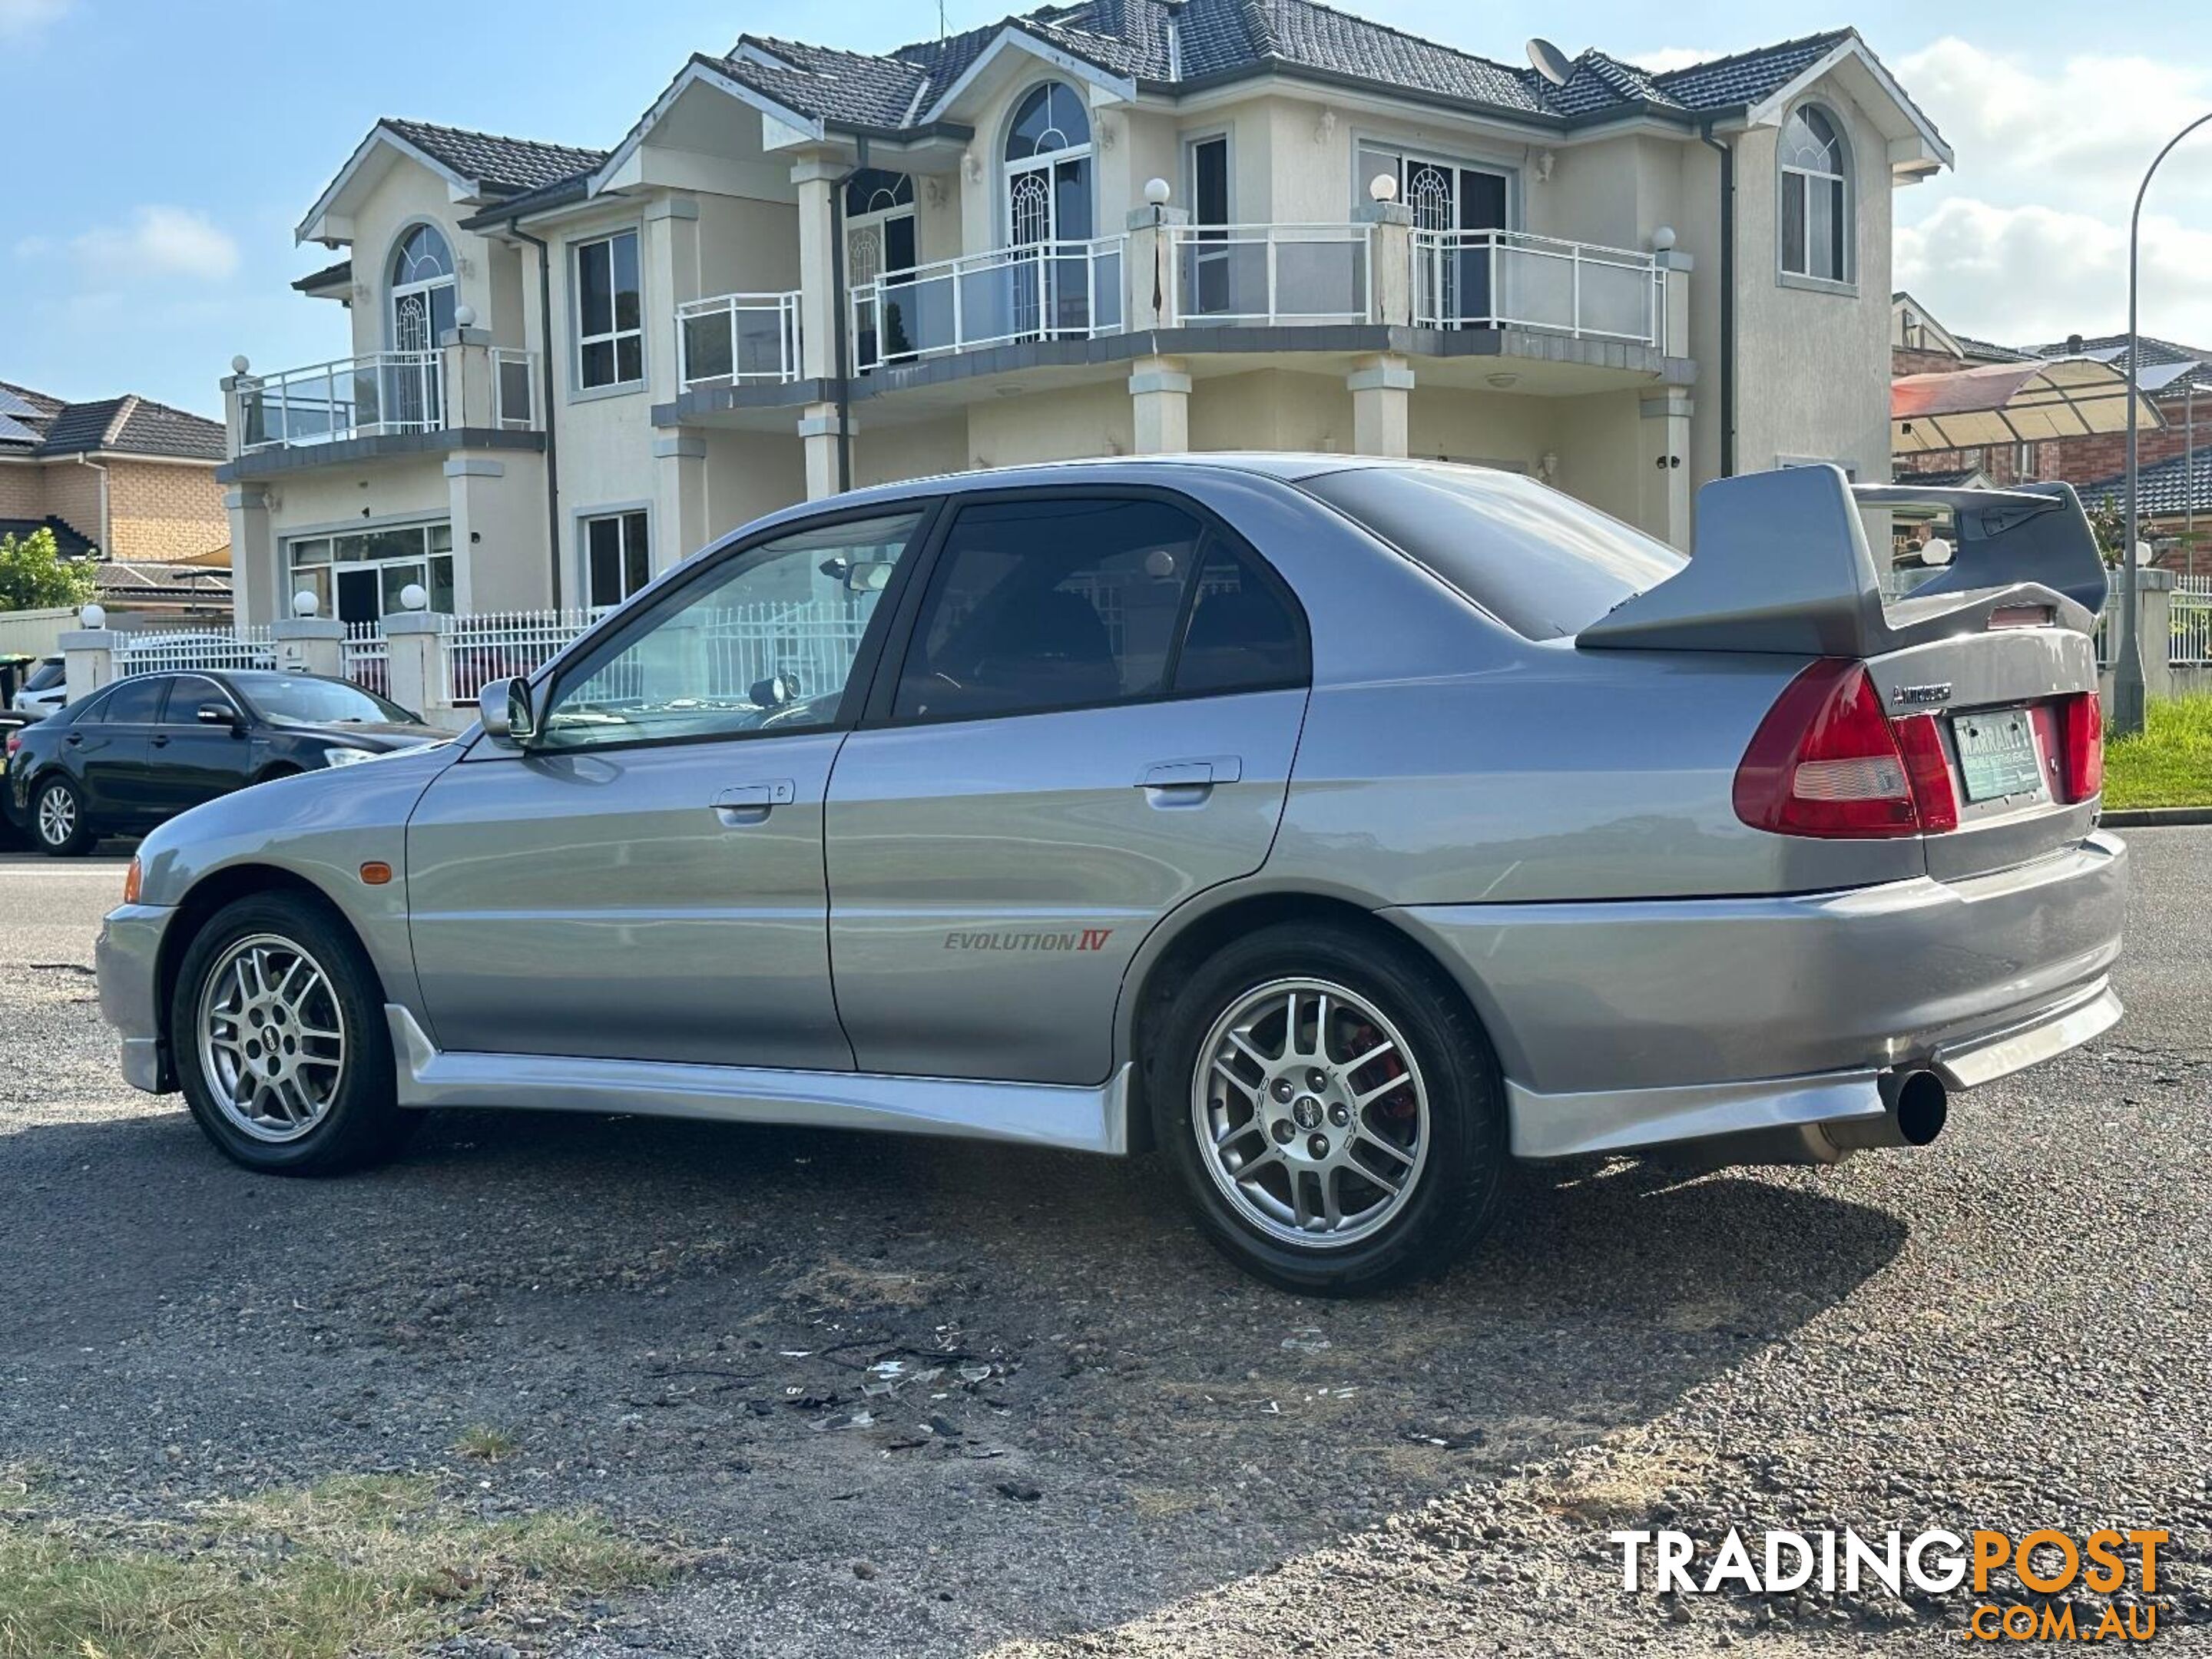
[321, 746, 378, 768]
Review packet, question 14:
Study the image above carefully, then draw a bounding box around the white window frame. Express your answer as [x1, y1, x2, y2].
[572, 227, 645, 396]
[283, 518, 457, 622]
[1183, 128, 1232, 224]
[1777, 102, 1854, 291]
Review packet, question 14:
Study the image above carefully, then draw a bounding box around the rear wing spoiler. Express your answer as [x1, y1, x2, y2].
[1578, 464, 2108, 656]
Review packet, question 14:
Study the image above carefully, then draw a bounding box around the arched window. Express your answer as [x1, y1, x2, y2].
[1005, 81, 1090, 164]
[387, 222, 457, 351]
[1002, 81, 1093, 249]
[1780, 104, 1850, 284]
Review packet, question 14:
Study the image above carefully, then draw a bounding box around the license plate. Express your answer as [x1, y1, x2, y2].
[1952, 707, 2045, 803]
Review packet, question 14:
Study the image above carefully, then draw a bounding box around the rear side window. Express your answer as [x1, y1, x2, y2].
[24, 659, 64, 692]
[1303, 463, 1685, 641]
[1177, 548, 1306, 694]
[97, 677, 167, 724]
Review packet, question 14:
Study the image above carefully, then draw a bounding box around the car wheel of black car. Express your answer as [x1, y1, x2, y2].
[31, 774, 93, 857]
[1152, 921, 1508, 1296]
[170, 892, 414, 1175]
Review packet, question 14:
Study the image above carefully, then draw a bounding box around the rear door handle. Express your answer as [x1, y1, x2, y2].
[1137, 756, 1242, 796]
[151, 735, 171, 748]
[711, 780, 796, 823]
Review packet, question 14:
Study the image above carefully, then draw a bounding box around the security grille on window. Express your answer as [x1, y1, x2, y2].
[1780, 105, 1850, 283]
[586, 511, 651, 610]
[575, 230, 643, 389]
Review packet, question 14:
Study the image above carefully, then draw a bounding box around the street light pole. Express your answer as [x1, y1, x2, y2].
[2118, 109, 2212, 737]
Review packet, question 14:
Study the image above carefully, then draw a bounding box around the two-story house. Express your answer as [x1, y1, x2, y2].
[217, 2, 1950, 629]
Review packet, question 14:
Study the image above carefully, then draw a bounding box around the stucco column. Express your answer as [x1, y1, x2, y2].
[226, 485, 276, 628]
[2139, 568, 2176, 703]
[270, 616, 346, 678]
[799, 404, 851, 501]
[645, 197, 702, 396]
[1356, 200, 1413, 326]
[58, 626, 116, 707]
[1654, 240, 1694, 358]
[1639, 389, 1695, 550]
[1124, 204, 1190, 330]
[443, 456, 518, 616]
[382, 609, 450, 725]
[654, 432, 712, 569]
[439, 326, 497, 428]
[791, 157, 847, 383]
[1129, 356, 1191, 455]
[1347, 354, 1413, 458]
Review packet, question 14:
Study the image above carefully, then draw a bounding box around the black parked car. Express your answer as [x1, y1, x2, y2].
[5, 670, 445, 856]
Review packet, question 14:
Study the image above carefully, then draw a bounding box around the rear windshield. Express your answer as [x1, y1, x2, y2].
[1301, 464, 1687, 641]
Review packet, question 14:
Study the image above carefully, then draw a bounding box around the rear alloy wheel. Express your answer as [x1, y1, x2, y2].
[32, 776, 91, 856]
[1154, 922, 1507, 1295]
[171, 892, 412, 1175]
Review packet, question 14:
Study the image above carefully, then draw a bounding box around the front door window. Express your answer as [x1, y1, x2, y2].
[847, 170, 918, 366]
[1363, 147, 1509, 326]
[388, 224, 455, 428]
[1004, 82, 1093, 339]
[287, 522, 455, 623]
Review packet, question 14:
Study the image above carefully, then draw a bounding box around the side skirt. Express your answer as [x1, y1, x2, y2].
[385, 1005, 1131, 1156]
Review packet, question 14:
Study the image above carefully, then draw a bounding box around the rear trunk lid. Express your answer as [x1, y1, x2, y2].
[1581, 467, 2108, 882]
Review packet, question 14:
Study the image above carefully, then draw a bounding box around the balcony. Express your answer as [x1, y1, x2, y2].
[1412, 230, 1667, 349]
[677, 291, 803, 391]
[231, 346, 539, 457]
[1168, 224, 1373, 326]
[850, 238, 1124, 372]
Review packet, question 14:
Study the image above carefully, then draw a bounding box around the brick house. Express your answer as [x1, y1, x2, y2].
[0, 382, 229, 570]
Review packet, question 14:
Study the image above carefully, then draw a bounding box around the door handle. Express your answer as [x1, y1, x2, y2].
[711, 780, 796, 823]
[64, 733, 82, 747]
[151, 735, 171, 748]
[1137, 756, 1241, 800]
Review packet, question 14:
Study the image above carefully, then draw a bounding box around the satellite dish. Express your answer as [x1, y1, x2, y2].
[1527, 38, 1575, 87]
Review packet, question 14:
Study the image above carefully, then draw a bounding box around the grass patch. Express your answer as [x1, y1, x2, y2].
[452, 1425, 522, 1463]
[0, 1475, 666, 1659]
[2104, 694, 2212, 809]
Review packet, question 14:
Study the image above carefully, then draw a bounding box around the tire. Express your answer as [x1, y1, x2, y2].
[169, 891, 414, 1175]
[1149, 920, 1508, 1296]
[30, 773, 93, 857]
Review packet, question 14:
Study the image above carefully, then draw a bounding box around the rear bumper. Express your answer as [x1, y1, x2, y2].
[96, 902, 178, 1094]
[1389, 831, 2128, 1159]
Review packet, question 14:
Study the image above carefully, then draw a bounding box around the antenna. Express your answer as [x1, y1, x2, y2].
[1526, 38, 1574, 87]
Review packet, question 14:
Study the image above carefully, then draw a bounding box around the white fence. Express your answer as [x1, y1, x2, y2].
[113, 626, 276, 677]
[441, 610, 598, 706]
[1169, 224, 1372, 326]
[1412, 230, 1665, 347]
[343, 620, 390, 698]
[850, 237, 1124, 371]
[2174, 575, 2212, 667]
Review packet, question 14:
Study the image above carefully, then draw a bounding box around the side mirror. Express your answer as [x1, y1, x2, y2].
[478, 677, 539, 747]
[197, 701, 240, 731]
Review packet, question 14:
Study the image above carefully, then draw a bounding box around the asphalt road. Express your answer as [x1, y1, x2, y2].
[0, 834, 2206, 1655]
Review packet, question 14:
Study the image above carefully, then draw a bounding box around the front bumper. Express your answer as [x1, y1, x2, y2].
[96, 902, 180, 1094]
[1390, 832, 2128, 1160]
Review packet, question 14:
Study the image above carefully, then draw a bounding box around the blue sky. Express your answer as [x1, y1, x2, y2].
[4, 0, 2207, 416]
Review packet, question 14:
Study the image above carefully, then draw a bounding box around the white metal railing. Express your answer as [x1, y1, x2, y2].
[341, 620, 389, 697]
[1170, 224, 1372, 326]
[851, 238, 1124, 371]
[677, 291, 803, 391]
[441, 609, 595, 706]
[239, 351, 445, 450]
[700, 604, 873, 700]
[2174, 575, 2212, 666]
[114, 626, 276, 677]
[492, 348, 538, 429]
[1412, 230, 1665, 348]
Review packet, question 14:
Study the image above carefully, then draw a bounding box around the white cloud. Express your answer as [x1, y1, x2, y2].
[62, 207, 240, 284]
[1615, 47, 1725, 75]
[0, 0, 71, 38]
[1895, 197, 2212, 350]
[1898, 38, 2212, 212]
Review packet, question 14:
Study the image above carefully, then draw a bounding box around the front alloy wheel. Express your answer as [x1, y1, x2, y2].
[34, 777, 90, 856]
[170, 892, 411, 1175]
[1154, 921, 1507, 1295]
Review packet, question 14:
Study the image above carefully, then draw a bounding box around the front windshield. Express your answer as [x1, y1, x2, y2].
[237, 676, 416, 727]
[24, 658, 65, 692]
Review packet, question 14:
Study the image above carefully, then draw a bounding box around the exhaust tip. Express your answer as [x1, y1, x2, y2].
[1892, 1070, 1948, 1147]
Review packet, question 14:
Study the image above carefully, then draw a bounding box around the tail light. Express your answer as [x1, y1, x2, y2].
[3, 730, 19, 759]
[2057, 691, 2102, 803]
[1734, 660, 1959, 838]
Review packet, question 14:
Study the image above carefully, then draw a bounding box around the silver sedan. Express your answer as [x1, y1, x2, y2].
[95, 456, 2125, 1293]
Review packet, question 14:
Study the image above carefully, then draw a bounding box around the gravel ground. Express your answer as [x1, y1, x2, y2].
[0, 833, 2206, 1656]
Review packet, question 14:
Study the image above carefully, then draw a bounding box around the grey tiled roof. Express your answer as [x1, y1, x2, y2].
[710, 2, 1884, 136]
[380, 119, 606, 197]
[0, 516, 98, 558]
[0, 386, 224, 461]
[2078, 448, 2212, 520]
[293, 258, 352, 292]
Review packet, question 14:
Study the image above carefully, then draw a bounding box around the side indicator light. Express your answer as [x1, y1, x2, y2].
[123, 856, 142, 904]
[359, 861, 393, 886]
